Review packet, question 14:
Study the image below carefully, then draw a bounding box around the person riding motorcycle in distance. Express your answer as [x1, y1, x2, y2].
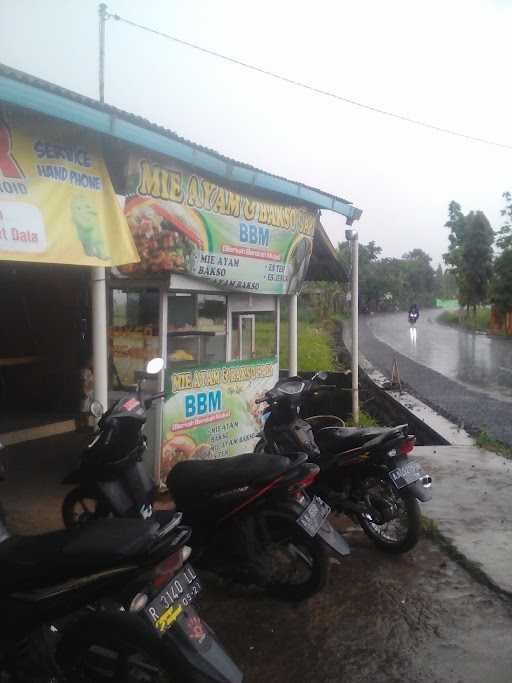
[408, 303, 420, 319]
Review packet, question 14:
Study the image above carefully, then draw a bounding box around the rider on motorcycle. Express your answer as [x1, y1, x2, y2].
[408, 303, 420, 321]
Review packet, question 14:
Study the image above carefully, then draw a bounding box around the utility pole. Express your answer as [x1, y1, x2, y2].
[92, 2, 109, 410]
[98, 3, 107, 103]
[346, 227, 359, 425]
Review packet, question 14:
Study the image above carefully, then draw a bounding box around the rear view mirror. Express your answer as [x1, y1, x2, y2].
[146, 357, 164, 375]
[90, 400, 104, 419]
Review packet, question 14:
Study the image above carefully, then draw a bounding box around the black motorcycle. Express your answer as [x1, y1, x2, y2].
[166, 449, 350, 601]
[0, 443, 242, 682]
[255, 375, 432, 554]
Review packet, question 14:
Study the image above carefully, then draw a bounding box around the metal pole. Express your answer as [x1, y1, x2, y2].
[288, 294, 298, 376]
[351, 232, 359, 424]
[92, 4, 109, 410]
[98, 3, 107, 103]
[91, 267, 108, 408]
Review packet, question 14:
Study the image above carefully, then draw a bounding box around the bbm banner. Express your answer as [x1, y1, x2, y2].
[160, 357, 279, 485]
[0, 107, 138, 267]
[120, 152, 317, 294]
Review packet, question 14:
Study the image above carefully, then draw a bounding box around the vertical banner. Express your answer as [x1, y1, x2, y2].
[0, 107, 138, 266]
[160, 357, 279, 483]
[120, 153, 317, 294]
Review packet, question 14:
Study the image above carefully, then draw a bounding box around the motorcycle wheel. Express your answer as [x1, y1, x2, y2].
[62, 487, 110, 529]
[57, 612, 209, 682]
[260, 510, 327, 601]
[357, 487, 421, 554]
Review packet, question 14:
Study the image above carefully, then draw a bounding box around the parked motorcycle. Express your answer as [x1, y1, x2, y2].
[0, 443, 242, 682]
[62, 358, 350, 601]
[166, 448, 350, 601]
[254, 374, 432, 554]
[61, 357, 166, 528]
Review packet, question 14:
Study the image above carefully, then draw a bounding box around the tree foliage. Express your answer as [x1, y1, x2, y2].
[491, 192, 512, 316]
[443, 202, 494, 311]
[337, 240, 436, 312]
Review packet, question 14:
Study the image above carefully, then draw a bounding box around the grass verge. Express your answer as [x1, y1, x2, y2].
[475, 430, 512, 460]
[437, 307, 491, 331]
[280, 320, 339, 372]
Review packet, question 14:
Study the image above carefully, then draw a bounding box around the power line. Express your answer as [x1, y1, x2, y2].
[107, 10, 512, 151]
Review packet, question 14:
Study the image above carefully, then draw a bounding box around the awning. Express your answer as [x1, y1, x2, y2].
[0, 106, 138, 267]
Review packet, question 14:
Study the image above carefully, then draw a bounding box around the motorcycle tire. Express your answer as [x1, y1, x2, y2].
[259, 509, 328, 601]
[357, 490, 421, 554]
[57, 611, 211, 682]
[62, 486, 110, 529]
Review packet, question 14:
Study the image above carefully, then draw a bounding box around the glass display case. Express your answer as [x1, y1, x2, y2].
[167, 293, 227, 367]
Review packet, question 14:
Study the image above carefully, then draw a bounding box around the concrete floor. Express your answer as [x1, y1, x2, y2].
[2, 433, 512, 682]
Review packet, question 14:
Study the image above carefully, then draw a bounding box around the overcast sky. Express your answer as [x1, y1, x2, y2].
[1, 0, 511, 265]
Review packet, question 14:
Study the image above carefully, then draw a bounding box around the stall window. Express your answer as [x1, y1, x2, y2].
[109, 288, 159, 389]
[231, 311, 276, 360]
[167, 293, 227, 367]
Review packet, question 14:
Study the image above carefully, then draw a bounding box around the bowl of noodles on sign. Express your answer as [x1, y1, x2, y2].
[120, 200, 208, 276]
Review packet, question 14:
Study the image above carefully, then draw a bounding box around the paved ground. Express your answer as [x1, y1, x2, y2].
[2, 433, 512, 682]
[359, 313, 512, 446]
[414, 445, 512, 595]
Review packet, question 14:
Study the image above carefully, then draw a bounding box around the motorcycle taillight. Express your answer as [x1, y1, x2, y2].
[152, 546, 192, 589]
[399, 436, 416, 456]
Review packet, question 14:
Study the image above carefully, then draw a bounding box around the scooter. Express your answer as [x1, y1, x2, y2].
[61, 358, 166, 528]
[255, 374, 432, 554]
[0, 442, 243, 682]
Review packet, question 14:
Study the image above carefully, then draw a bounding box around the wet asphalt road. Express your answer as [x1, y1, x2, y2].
[4, 434, 512, 682]
[359, 311, 512, 445]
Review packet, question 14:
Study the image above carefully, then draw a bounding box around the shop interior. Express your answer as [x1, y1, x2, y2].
[0, 261, 90, 435]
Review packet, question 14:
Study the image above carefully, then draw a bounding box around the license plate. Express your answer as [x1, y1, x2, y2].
[297, 496, 331, 537]
[389, 462, 426, 489]
[144, 564, 201, 635]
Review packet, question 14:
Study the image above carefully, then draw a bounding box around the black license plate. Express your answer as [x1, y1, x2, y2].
[389, 462, 426, 489]
[144, 564, 201, 635]
[297, 496, 331, 537]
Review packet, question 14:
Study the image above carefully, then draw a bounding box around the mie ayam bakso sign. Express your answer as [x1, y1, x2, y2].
[120, 154, 317, 295]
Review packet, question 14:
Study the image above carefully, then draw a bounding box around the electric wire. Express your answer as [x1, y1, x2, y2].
[106, 10, 512, 151]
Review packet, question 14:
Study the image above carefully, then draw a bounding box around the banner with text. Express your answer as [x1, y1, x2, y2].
[119, 154, 316, 294]
[0, 108, 138, 266]
[160, 357, 279, 484]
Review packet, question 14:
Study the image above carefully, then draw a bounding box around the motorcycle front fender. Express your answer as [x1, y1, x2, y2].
[166, 606, 243, 683]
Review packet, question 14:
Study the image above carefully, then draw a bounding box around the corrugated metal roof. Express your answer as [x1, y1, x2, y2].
[0, 62, 362, 221]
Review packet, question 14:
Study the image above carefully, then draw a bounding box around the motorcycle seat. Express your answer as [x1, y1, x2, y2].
[314, 426, 404, 453]
[0, 518, 160, 592]
[167, 452, 291, 502]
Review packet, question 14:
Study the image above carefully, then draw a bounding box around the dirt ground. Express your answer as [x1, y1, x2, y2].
[3, 433, 512, 682]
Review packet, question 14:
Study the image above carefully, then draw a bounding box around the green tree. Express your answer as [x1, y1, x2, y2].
[491, 192, 512, 317]
[401, 249, 436, 306]
[443, 202, 494, 312]
[461, 211, 494, 313]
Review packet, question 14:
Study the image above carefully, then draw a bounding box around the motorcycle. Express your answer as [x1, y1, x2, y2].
[408, 310, 419, 324]
[0, 442, 242, 682]
[62, 358, 350, 601]
[61, 357, 167, 528]
[166, 448, 350, 601]
[254, 374, 432, 554]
